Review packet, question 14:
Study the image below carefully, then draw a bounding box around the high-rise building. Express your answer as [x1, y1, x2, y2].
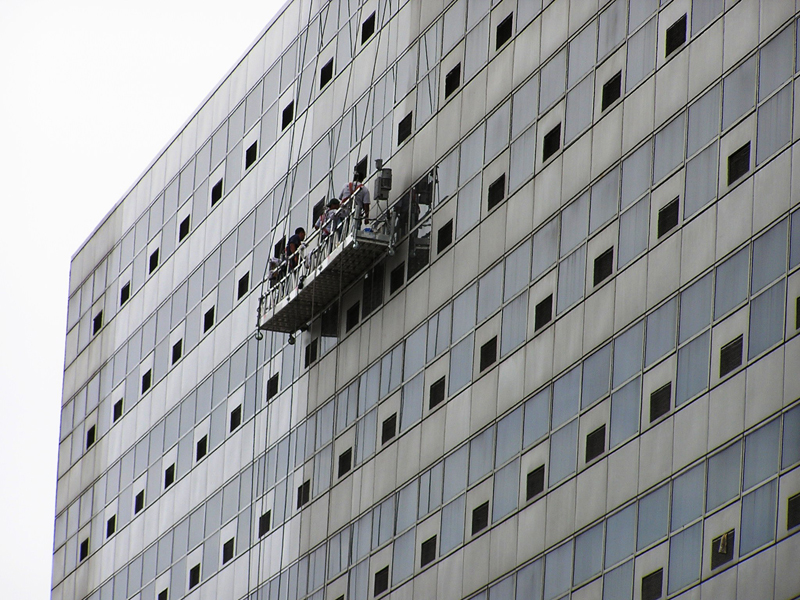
[53, 1, 800, 599]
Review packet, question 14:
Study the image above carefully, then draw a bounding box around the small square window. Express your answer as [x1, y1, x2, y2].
[487, 174, 506, 210]
[480, 336, 498, 372]
[134, 490, 145, 514]
[593, 248, 614, 285]
[203, 307, 215, 333]
[320, 58, 334, 89]
[437, 220, 453, 253]
[361, 12, 376, 45]
[398, 112, 413, 144]
[222, 538, 235, 564]
[649, 382, 671, 422]
[196, 435, 208, 461]
[79, 538, 89, 561]
[526, 465, 545, 500]
[495, 14, 513, 50]
[211, 178, 224, 206]
[641, 568, 663, 600]
[113, 399, 123, 422]
[92, 311, 103, 335]
[420, 535, 437, 567]
[710, 529, 735, 569]
[245, 142, 258, 169]
[472, 501, 490, 534]
[346, 302, 360, 332]
[534, 295, 553, 331]
[390, 263, 405, 294]
[172, 339, 183, 364]
[657, 197, 679, 238]
[304, 339, 318, 368]
[157, 589, 168, 600]
[141, 369, 152, 394]
[189, 564, 201, 589]
[282, 102, 294, 130]
[354, 157, 369, 182]
[373, 566, 389, 596]
[429, 376, 446, 409]
[542, 124, 561, 162]
[719, 335, 743, 377]
[106, 515, 116, 538]
[86, 425, 96, 449]
[164, 463, 175, 488]
[120, 282, 131, 306]
[665, 14, 687, 57]
[585, 425, 606, 462]
[267, 374, 279, 400]
[179, 215, 191, 242]
[230, 405, 242, 432]
[237, 272, 250, 300]
[601, 71, 622, 111]
[338, 448, 353, 478]
[727, 142, 750, 185]
[259, 511, 272, 537]
[149, 248, 160, 274]
[381, 413, 397, 444]
[445, 63, 461, 98]
[788, 492, 800, 530]
[297, 480, 311, 508]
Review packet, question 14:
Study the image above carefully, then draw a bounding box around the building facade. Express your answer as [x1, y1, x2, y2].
[53, 1, 800, 599]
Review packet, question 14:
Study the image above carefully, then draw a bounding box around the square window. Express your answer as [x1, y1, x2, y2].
[487, 174, 506, 210]
[534, 295, 553, 331]
[282, 102, 294, 130]
[641, 568, 663, 600]
[179, 215, 191, 242]
[164, 463, 175, 488]
[437, 220, 453, 253]
[390, 263, 405, 294]
[542, 124, 561, 162]
[211, 178, 224, 206]
[719, 335, 743, 377]
[585, 424, 606, 462]
[79, 538, 89, 561]
[149, 248, 160, 274]
[222, 538, 235, 564]
[245, 142, 258, 169]
[120, 281, 131, 306]
[106, 515, 116, 538]
[346, 302, 360, 332]
[92, 311, 103, 335]
[196, 435, 208, 461]
[710, 529, 735, 569]
[472, 501, 490, 534]
[320, 58, 334, 89]
[649, 382, 671, 422]
[237, 272, 250, 300]
[304, 339, 318, 367]
[526, 465, 545, 500]
[593, 248, 614, 285]
[445, 64, 461, 98]
[172, 339, 183, 364]
[157, 589, 168, 600]
[259, 511, 272, 537]
[480, 336, 498, 372]
[398, 112, 413, 144]
[267, 374, 279, 400]
[602, 71, 622, 111]
[657, 197, 679, 238]
[297, 480, 311, 508]
[203, 307, 215, 333]
[189, 564, 200, 589]
[727, 142, 750, 185]
[787, 492, 800, 530]
[665, 14, 687, 57]
[374, 566, 389, 596]
[86, 425, 96, 449]
[361, 12, 376, 45]
[338, 447, 353, 478]
[141, 369, 152, 394]
[381, 413, 397, 444]
[429, 376, 446, 409]
[420, 535, 437, 567]
[230, 405, 242, 432]
[354, 157, 369, 182]
[273, 238, 286, 259]
[134, 490, 144, 514]
[113, 399, 123, 422]
[495, 14, 513, 50]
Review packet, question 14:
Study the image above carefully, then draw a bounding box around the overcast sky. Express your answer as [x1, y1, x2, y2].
[0, 1, 286, 596]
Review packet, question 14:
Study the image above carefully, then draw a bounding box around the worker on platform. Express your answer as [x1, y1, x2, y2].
[339, 170, 370, 227]
[286, 227, 305, 269]
[314, 198, 341, 236]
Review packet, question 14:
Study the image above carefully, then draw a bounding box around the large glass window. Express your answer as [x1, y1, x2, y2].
[637, 484, 669, 550]
[667, 522, 702, 593]
[739, 480, 777, 555]
[706, 441, 741, 511]
[671, 464, 704, 530]
[748, 279, 785, 359]
[676, 330, 710, 405]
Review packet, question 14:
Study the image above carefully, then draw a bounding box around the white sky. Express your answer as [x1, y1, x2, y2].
[0, 1, 286, 596]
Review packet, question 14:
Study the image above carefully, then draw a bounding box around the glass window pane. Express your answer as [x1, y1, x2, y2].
[460, 126, 485, 185]
[598, 0, 626, 59]
[532, 217, 559, 280]
[653, 115, 685, 183]
[496, 407, 523, 467]
[743, 418, 780, 491]
[706, 441, 741, 511]
[714, 247, 749, 318]
[440, 494, 465, 554]
[790, 210, 800, 269]
[557, 245, 586, 314]
[516, 559, 544, 600]
[401, 373, 423, 431]
[565, 75, 594, 142]
[573, 522, 603, 585]
[591, 167, 620, 231]
[568, 22, 597, 88]
[637, 484, 669, 550]
[676, 330, 710, 405]
[478, 264, 504, 322]
[452, 284, 477, 341]
[759, 26, 793, 100]
[739, 480, 777, 555]
[782, 405, 800, 469]
[392, 529, 415, 585]
[549, 419, 578, 485]
[610, 377, 640, 448]
[613, 321, 643, 387]
[679, 273, 712, 343]
[512, 76, 539, 138]
[404, 326, 426, 379]
[469, 427, 495, 486]
[444, 446, 469, 502]
[671, 464, 705, 531]
[618, 195, 650, 267]
[449, 334, 474, 395]
[490, 576, 515, 600]
[510, 125, 536, 192]
[443, 0, 466, 54]
[605, 504, 636, 567]
[602, 560, 633, 600]
[492, 458, 520, 522]
[396, 480, 418, 533]
[582, 343, 611, 408]
[504, 240, 532, 301]
[552, 366, 581, 428]
[464, 15, 489, 80]
[621, 141, 652, 210]
[501, 295, 528, 357]
[543, 542, 572, 600]
[684, 141, 718, 218]
[756, 84, 792, 165]
[626, 17, 656, 91]
[667, 522, 702, 594]
[560, 192, 590, 257]
[722, 56, 756, 130]
[486, 101, 511, 161]
[645, 297, 677, 366]
[691, 0, 723, 34]
[687, 84, 721, 156]
[540, 49, 567, 112]
[456, 175, 482, 237]
[524, 388, 550, 447]
[748, 279, 785, 359]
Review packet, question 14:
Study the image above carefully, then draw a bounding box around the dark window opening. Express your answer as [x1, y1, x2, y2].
[113, 399, 123, 422]
[665, 14, 687, 57]
[593, 248, 614, 285]
[495, 14, 513, 50]
[321, 302, 339, 338]
[92, 311, 103, 335]
[120, 282, 131, 306]
[480, 336, 498, 372]
[601, 71, 622, 111]
[727, 142, 750, 185]
[304, 339, 319, 367]
[211, 179, 224, 206]
[390, 263, 406, 294]
[398, 112, 413, 145]
[259, 511, 272, 537]
[312, 198, 326, 226]
[106, 515, 116, 538]
[203, 307, 215, 333]
[420, 535, 437, 567]
[338, 448, 353, 478]
[472, 501, 490, 534]
[719, 335, 743, 377]
[542, 124, 561, 162]
[437, 220, 454, 253]
[487, 174, 506, 210]
[282, 102, 294, 130]
[274, 237, 286, 259]
[267, 374, 279, 400]
[649, 382, 671, 422]
[245, 142, 258, 169]
[189, 564, 201, 589]
[534, 295, 553, 331]
[788, 492, 800, 530]
[157, 589, 168, 600]
[526, 465, 545, 500]
[320, 58, 334, 89]
[196, 435, 208, 461]
[164, 463, 175, 488]
[179, 215, 191, 242]
[657, 197, 679, 238]
[149, 248, 160, 274]
[641, 568, 663, 600]
[222, 538, 235, 564]
[445, 63, 462, 98]
[141, 369, 152, 394]
[374, 566, 389, 596]
[382, 413, 397, 444]
[297, 480, 311, 508]
[134, 490, 144, 514]
[710, 530, 735, 569]
[346, 301, 361, 332]
[408, 232, 430, 279]
[585, 425, 606, 463]
[172, 339, 183, 364]
[354, 157, 369, 182]
[79, 539, 89, 561]
[230, 405, 242, 432]
[361, 12, 376, 44]
[429, 376, 446, 409]
[86, 425, 96, 449]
